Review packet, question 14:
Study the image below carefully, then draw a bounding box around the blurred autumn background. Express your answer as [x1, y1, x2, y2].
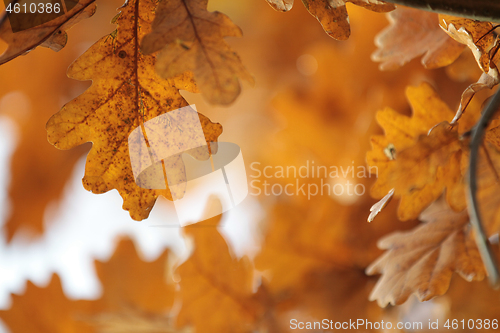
[0, 0, 499, 332]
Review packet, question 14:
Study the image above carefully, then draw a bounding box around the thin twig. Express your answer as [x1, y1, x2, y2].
[382, 0, 500, 22]
[467, 87, 500, 288]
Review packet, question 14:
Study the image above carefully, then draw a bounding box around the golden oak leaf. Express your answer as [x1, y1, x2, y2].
[368, 83, 468, 220]
[140, 0, 253, 105]
[0, 0, 96, 64]
[366, 200, 486, 307]
[264, 0, 394, 40]
[372, 7, 464, 70]
[0, 275, 94, 333]
[175, 201, 261, 333]
[0, 238, 175, 333]
[301, 0, 395, 40]
[46, 0, 222, 220]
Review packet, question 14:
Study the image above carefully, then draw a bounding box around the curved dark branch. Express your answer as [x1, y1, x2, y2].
[467, 87, 500, 288]
[383, 0, 500, 22]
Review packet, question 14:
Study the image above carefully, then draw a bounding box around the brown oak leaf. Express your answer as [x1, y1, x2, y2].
[0, 238, 175, 332]
[367, 200, 486, 307]
[301, 0, 395, 40]
[372, 7, 464, 70]
[440, 16, 499, 77]
[0, 0, 96, 65]
[46, 0, 222, 220]
[368, 83, 469, 220]
[264, 0, 394, 40]
[439, 15, 500, 124]
[141, 0, 253, 105]
[175, 200, 261, 333]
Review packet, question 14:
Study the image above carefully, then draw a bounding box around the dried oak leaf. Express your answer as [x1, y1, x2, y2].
[46, 0, 222, 220]
[368, 83, 466, 221]
[175, 202, 261, 333]
[265, 0, 394, 40]
[0, 238, 175, 333]
[372, 7, 464, 70]
[141, 0, 253, 105]
[439, 15, 500, 124]
[440, 16, 498, 76]
[302, 0, 395, 40]
[366, 200, 486, 307]
[0, 0, 96, 65]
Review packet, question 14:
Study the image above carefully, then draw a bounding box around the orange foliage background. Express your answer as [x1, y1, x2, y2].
[0, 0, 499, 332]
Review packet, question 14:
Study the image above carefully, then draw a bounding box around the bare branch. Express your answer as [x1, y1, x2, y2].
[467, 87, 500, 288]
[383, 0, 500, 22]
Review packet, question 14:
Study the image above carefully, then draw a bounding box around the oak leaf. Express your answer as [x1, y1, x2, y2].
[372, 7, 464, 70]
[0, 275, 94, 333]
[366, 200, 486, 307]
[264, 0, 394, 40]
[301, 0, 395, 40]
[368, 83, 467, 221]
[0, 0, 96, 64]
[175, 201, 261, 333]
[46, 0, 222, 220]
[439, 16, 498, 77]
[141, 0, 253, 105]
[439, 15, 500, 124]
[0, 238, 175, 332]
